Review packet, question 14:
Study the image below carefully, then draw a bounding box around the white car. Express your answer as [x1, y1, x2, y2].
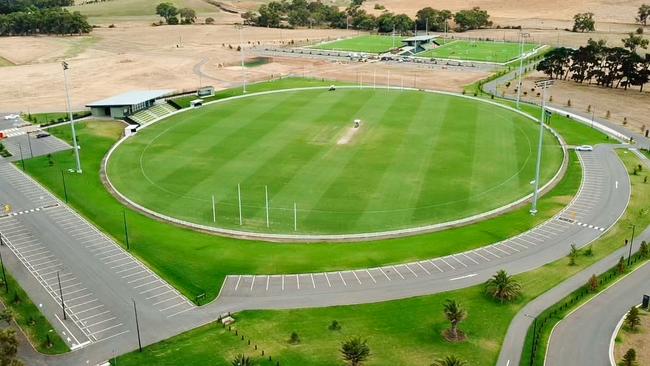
[575, 145, 594, 151]
[3, 114, 19, 120]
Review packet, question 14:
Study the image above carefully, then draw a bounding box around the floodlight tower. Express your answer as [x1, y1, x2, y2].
[530, 79, 554, 215]
[62, 61, 82, 173]
[236, 24, 247, 93]
[515, 32, 530, 109]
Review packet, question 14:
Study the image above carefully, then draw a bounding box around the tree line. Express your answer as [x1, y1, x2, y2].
[241, 0, 491, 33]
[0, 7, 91, 35]
[537, 36, 650, 92]
[0, 0, 73, 14]
[0, 0, 91, 36]
[155, 2, 197, 25]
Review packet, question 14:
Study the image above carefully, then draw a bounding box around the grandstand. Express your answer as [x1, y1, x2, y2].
[128, 103, 177, 126]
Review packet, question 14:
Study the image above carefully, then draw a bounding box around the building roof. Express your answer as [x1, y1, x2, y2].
[402, 35, 438, 42]
[86, 90, 173, 107]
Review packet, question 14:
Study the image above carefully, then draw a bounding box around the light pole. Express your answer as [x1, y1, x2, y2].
[530, 79, 554, 215]
[62, 61, 82, 173]
[133, 299, 142, 352]
[122, 209, 130, 250]
[236, 25, 247, 94]
[61, 170, 68, 203]
[628, 224, 636, 266]
[57, 271, 66, 320]
[515, 32, 531, 109]
[524, 313, 537, 366]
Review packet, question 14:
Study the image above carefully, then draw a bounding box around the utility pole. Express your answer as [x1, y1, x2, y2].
[515, 32, 530, 109]
[628, 224, 636, 266]
[530, 79, 554, 215]
[62, 61, 82, 173]
[236, 25, 247, 94]
[18, 142, 25, 171]
[61, 170, 68, 203]
[122, 210, 130, 250]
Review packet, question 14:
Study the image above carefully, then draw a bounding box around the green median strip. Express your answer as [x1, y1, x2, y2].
[0, 266, 69, 354]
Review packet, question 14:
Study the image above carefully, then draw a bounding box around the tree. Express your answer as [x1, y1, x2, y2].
[156, 2, 178, 24]
[179, 7, 196, 24]
[0, 329, 23, 366]
[231, 354, 254, 366]
[640, 241, 649, 257]
[573, 12, 595, 32]
[416, 7, 452, 32]
[617, 256, 627, 273]
[443, 299, 467, 341]
[637, 4, 650, 26]
[340, 337, 370, 366]
[619, 348, 638, 366]
[392, 13, 414, 34]
[453, 7, 491, 32]
[431, 355, 467, 366]
[485, 270, 522, 303]
[625, 306, 641, 331]
[205, 17, 214, 24]
[569, 243, 579, 265]
[0, 308, 13, 325]
[622, 32, 649, 53]
[587, 274, 599, 292]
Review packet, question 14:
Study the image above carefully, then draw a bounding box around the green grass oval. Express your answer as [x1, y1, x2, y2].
[107, 89, 563, 234]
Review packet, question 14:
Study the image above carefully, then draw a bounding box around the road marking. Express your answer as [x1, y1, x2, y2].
[250, 275, 255, 291]
[403, 264, 418, 277]
[324, 273, 332, 287]
[378, 268, 391, 281]
[338, 272, 347, 287]
[500, 243, 519, 253]
[234, 275, 242, 291]
[266, 276, 270, 291]
[451, 255, 467, 268]
[461, 253, 479, 265]
[391, 266, 405, 279]
[282, 275, 285, 291]
[351, 270, 362, 284]
[296, 275, 300, 290]
[439, 258, 455, 270]
[449, 274, 477, 281]
[364, 269, 377, 283]
[416, 261, 431, 275]
[310, 273, 316, 288]
[471, 250, 490, 262]
[428, 259, 444, 272]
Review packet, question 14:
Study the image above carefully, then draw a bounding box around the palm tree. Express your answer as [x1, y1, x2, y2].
[443, 300, 467, 341]
[431, 355, 467, 366]
[485, 269, 522, 303]
[231, 354, 254, 366]
[340, 337, 370, 366]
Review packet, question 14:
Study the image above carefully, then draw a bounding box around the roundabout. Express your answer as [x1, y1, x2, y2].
[106, 87, 565, 239]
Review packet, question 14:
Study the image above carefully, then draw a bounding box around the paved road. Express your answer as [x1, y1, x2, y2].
[546, 262, 650, 366]
[0, 134, 634, 364]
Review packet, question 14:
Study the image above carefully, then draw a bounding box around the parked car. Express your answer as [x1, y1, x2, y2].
[3, 114, 19, 120]
[575, 145, 593, 151]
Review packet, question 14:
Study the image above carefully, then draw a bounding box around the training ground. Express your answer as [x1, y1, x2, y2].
[106, 87, 563, 237]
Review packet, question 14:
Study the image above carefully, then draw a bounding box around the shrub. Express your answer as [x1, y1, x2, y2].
[329, 320, 341, 331]
[289, 331, 300, 344]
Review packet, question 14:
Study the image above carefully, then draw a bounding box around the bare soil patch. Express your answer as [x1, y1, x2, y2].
[497, 72, 650, 135]
[615, 311, 650, 365]
[337, 125, 361, 145]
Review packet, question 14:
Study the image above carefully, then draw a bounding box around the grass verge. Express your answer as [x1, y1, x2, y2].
[113, 147, 649, 366]
[0, 267, 69, 354]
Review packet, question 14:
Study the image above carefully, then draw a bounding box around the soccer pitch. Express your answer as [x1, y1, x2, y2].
[312, 35, 405, 53]
[107, 88, 562, 235]
[419, 40, 538, 63]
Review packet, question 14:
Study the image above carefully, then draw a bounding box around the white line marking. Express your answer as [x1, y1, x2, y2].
[364, 269, 376, 283]
[324, 273, 332, 287]
[449, 274, 477, 281]
[338, 272, 347, 286]
[234, 276, 242, 291]
[416, 261, 431, 275]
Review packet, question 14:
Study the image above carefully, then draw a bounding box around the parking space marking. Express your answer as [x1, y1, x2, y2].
[439, 258, 455, 270]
